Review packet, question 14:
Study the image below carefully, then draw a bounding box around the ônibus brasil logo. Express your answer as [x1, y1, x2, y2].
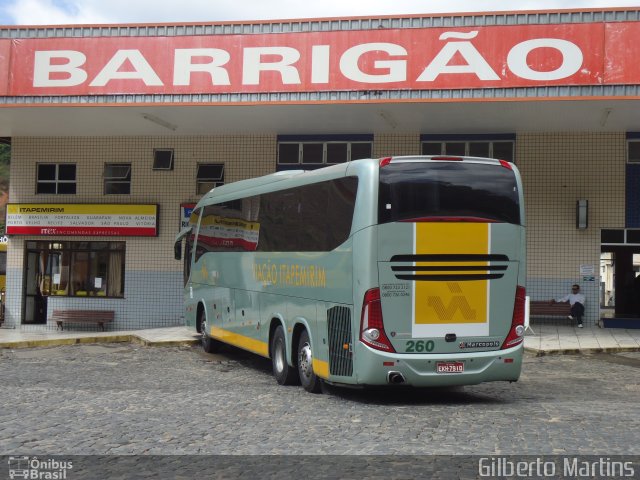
[8, 456, 73, 479]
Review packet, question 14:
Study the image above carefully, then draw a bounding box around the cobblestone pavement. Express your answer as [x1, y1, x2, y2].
[1, 344, 639, 456]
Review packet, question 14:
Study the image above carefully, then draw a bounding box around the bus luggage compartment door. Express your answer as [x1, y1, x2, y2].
[377, 222, 520, 354]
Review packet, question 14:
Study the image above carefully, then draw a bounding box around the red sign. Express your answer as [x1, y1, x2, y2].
[604, 22, 640, 84]
[0, 21, 638, 98]
[0, 40, 11, 96]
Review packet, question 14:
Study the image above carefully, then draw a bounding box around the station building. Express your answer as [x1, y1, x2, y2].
[1, 7, 640, 330]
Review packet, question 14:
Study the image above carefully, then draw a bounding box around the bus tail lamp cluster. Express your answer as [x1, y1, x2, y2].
[360, 288, 396, 352]
[379, 157, 393, 167]
[501, 285, 526, 349]
[399, 216, 498, 223]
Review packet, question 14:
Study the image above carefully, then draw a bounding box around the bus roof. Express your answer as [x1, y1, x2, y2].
[198, 170, 304, 205]
[196, 160, 356, 208]
[194, 155, 516, 209]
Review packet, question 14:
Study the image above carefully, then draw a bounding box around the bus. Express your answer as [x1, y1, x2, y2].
[176, 155, 526, 392]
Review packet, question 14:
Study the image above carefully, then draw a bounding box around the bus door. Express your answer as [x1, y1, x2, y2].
[234, 289, 261, 340]
[376, 158, 524, 354]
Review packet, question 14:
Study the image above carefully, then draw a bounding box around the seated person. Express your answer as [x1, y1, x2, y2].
[551, 284, 585, 328]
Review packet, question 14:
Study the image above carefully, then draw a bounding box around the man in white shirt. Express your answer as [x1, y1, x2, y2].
[552, 284, 586, 328]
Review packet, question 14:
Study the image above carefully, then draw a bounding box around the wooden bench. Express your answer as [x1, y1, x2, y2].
[52, 310, 115, 331]
[529, 301, 572, 318]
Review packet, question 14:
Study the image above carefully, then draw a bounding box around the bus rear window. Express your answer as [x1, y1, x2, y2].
[378, 161, 521, 225]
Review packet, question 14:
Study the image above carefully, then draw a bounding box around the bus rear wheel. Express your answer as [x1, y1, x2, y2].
[271, 325, 299, 385]
[297, 330, 322, 393]
[199, 310, 220, 354]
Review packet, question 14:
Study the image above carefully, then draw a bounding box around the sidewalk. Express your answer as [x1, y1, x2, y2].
[524, 324, 640, 356]
[1, 324, 640, 355]
[0, 326, 200, 349]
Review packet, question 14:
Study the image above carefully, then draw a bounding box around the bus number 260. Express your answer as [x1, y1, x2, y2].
[405, 340, 435, 353]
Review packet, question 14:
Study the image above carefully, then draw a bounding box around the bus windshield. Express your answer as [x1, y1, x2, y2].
[378, 161, 521, 225]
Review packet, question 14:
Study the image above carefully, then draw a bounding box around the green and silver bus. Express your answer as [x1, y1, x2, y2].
[176, 155, 526, 392]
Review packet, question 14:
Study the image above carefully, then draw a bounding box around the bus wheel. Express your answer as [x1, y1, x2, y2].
[199, 310, 220, 354]
[271, 325, 299, 385]
[297, 330, 322, 393]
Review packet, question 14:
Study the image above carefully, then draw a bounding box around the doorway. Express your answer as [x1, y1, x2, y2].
[600, 246, 640, 318]
[22, 250, 48, 324]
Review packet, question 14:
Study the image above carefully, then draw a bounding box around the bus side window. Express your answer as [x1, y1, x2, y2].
[256, 177, 357, 252]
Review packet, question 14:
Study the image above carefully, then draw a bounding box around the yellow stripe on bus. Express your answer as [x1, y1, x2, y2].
[211, 326, 329, 378]
[415, 223, 489, 325]
[210, 326, 269, 357]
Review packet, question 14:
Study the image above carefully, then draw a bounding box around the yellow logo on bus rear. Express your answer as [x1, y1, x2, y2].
[426, 282, 479, 322]
[414, 223, 489, 335]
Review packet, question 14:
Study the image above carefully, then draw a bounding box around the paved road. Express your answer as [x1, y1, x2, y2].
[1, 344, 638, 459]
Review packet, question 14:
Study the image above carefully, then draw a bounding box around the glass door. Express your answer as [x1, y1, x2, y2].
[22, 250, 47, 324]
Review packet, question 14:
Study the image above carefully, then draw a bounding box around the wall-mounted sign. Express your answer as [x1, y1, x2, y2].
[6, 204, 159, 237]
[580, 264, 595, 276]
[5, 22, 640, 99]
[180, 203, 196, 231]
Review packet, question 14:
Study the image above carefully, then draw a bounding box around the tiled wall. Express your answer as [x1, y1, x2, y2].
[5, 132, 629, 329]
[517, 133, 627, 326]
[6, 136, 276, 330]
[373, 134, 420, 157]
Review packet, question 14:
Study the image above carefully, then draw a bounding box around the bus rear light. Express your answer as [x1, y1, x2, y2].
[501, 285, 526, 349]
[400, 216, 498, 223]
[360, 288, 396, 352]
[379, 157, 393, 167]
[363, 328, 380, 341]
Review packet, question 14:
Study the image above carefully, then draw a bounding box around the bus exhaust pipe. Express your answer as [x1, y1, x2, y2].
[387, 371, 406, 384]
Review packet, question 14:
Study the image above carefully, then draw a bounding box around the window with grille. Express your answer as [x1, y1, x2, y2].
[628, 140, 640, 163]
[421, 136, 515, 163]
[153, 149, 174, 170]
[104, 163, 132, 195]
[197, 163, 224, 195]
[277, 135, 373, 170]
[36, 164, 76, 194]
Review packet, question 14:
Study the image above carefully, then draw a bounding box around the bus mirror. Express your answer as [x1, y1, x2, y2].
[174, 226, 192, 261]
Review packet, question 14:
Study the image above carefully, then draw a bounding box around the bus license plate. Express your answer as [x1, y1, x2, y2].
[436, 361, 464, 373]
